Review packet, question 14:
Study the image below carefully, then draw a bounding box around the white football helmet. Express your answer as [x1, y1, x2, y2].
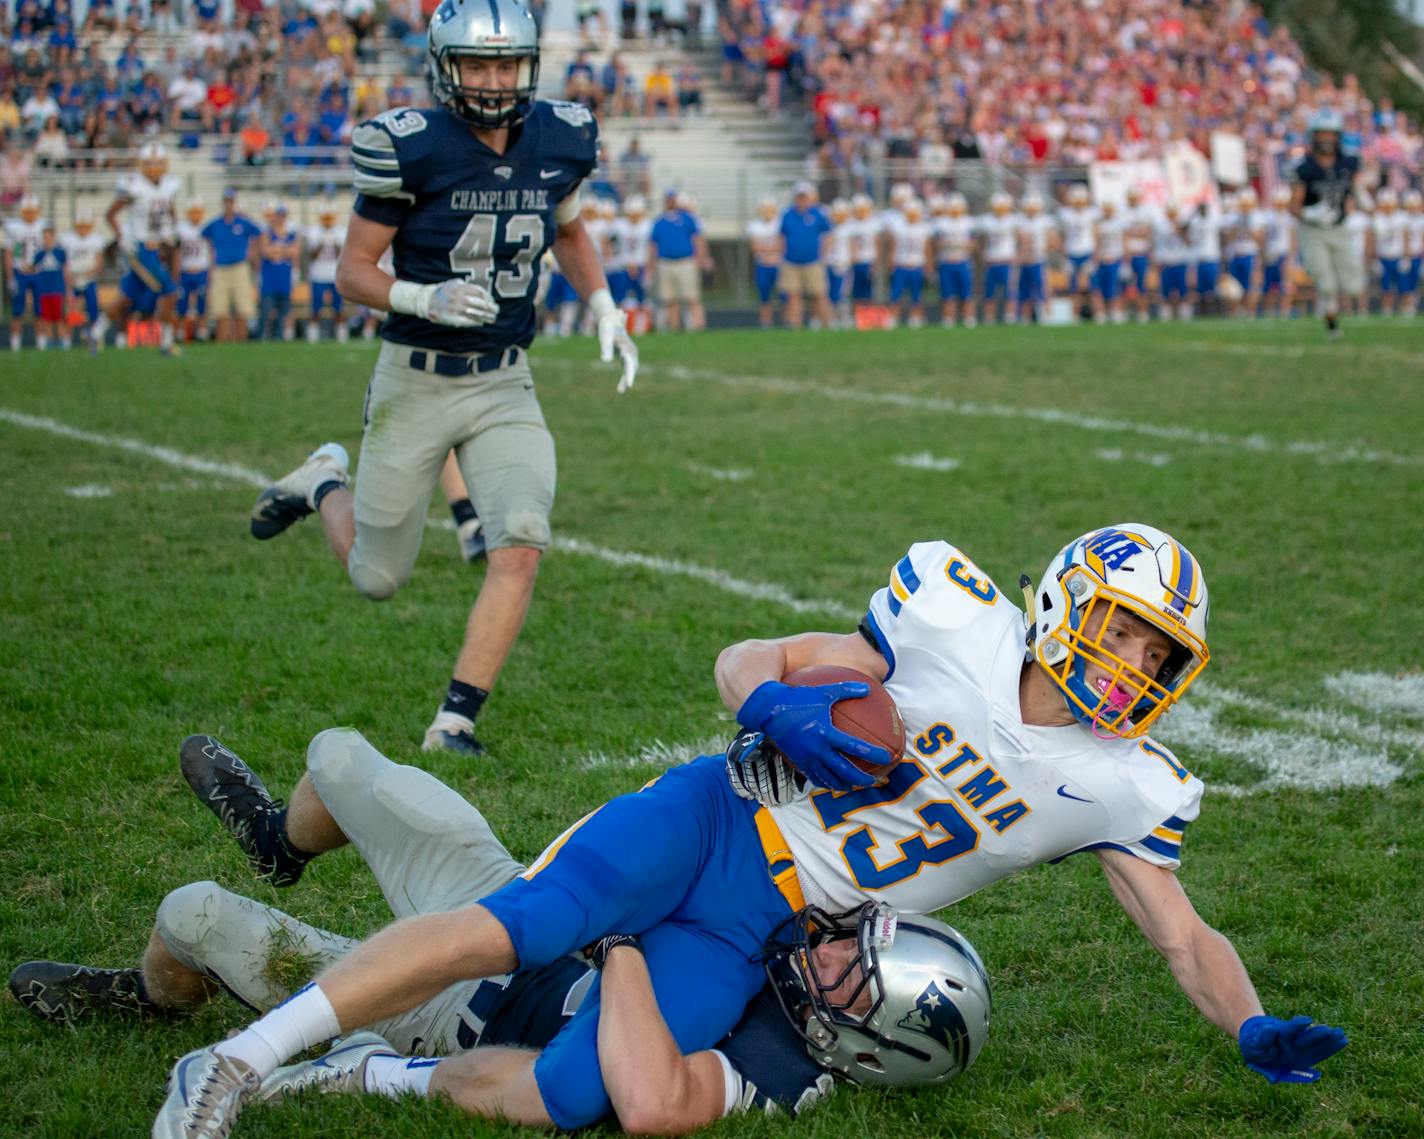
[426, 0, 539, 128]
[761, 902, 991, 1088]
[1025, 524, 1209, 737]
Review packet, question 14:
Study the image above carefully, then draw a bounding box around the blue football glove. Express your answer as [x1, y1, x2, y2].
[736, 680, 891, 792]
[1238, 1015, 1348, 1084]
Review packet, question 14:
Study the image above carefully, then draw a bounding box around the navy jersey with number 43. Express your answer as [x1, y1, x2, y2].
[350, 100, 598, 353]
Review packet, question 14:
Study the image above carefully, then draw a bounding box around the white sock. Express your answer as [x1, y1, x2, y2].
[362, 1054, 440, 1098]
[213, 983, 340, 1079]
[36, 334, 48, 350]
[160, 324, 174, 349]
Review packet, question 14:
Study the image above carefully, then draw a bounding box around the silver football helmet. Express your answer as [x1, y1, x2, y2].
[426, 0, 540, 128]
[761, 903, 991, 1088]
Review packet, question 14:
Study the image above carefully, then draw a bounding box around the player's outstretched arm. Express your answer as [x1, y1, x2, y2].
[593, 938, 730, 1135]
[1097, 849, 1347, 1083]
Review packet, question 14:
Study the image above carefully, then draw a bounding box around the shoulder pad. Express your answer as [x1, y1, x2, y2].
[533, 100, 600, 171]
[351, 114, 415, 202]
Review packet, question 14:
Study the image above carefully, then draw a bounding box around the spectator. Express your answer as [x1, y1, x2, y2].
[644, 59, 677, 117]
[676, 62, 702, 115]
[619, 136, 651, 199]
[201, 188, 260, 342]
[53, 66, 85, 135]
[168, 61, 208, 132]
[257, 202, 300, 341]
[648, 187, 707, 331]
[237, 111, 271, 166]
[20, 82, 58, 138]
[33, 115, 68, 167]
[0, 134, 32, 209]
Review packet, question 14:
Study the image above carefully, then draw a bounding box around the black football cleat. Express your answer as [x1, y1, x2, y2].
[180, 735, 312, 887]
[250, 443, 348, 540]
[9, 961, 164, 1025]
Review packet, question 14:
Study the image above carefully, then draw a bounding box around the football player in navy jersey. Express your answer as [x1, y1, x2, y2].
[247, 0, 638, 759]
[11, 735, 984, 1130]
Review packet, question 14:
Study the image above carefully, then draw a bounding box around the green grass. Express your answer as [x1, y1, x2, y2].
[2, 320, 1422, 1138]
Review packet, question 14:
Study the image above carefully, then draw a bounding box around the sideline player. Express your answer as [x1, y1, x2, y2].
[305, 199, 348, 342]
[1154, 201, 1194, 320]
[1222, 188, 1263, 318]
[1015, 192, 1054, 324]
[1370, 189, 1407, 317]
[13, 736, 986, 1130]
[153, 524, 1347, 1137]
[844, 193, 880, 313]
[885, 196, 930, 329]
[1259, 187, 1297, 319]
[93, 142, 183, 355]
[62, 210, 108, 346]
[610, 194, 651, 330]
[1402, 189, 1424, 318]
[1093, 198, 1128, 324]
[175, 199, 213, 343]
[1291, 108, 1366, 339]
[1187, 200, 1223, 316]
[932, 192, 975, 328]
[247, 0, 637, 757]
[1059, 184, 1097, 312]
[1123, 186, 1156, 322]
[746, 196, 781, 328]
[5, 194, 45, 351]
[978, 191, 1017, 325]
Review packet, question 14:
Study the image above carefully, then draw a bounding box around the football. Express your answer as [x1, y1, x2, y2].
[783, 664, 905, 781]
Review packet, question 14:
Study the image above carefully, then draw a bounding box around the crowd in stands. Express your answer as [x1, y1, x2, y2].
[718, 0, 1423, 193]
[560, 48, 705, 118]
[0, 0, 418, 177]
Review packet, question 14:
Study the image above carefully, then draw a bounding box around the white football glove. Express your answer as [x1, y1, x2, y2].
[1300, 201, 1336, 227]
[597, 308, 639, 394]
[725, 730, 811, 808]
[390, 279, 499, 328]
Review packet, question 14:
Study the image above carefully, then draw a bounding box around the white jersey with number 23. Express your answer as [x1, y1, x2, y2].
[769, 540, 1204, 915]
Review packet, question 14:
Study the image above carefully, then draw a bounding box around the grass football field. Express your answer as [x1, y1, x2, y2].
[1, 319, 1422, 1139]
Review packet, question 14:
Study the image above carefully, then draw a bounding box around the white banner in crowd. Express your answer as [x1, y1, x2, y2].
[1210, 131, 1249, 186]
[1164, 141, 1219, 209]
[1089, 160, 1169, 208]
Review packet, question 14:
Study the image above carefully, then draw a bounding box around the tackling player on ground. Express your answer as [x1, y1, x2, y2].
[13, 735, 988, 1131]
[246, 0, 637, 757]
[150, 524, 1346, 1138]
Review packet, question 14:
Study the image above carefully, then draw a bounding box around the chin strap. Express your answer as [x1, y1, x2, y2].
[1019, 573, 1036, 655]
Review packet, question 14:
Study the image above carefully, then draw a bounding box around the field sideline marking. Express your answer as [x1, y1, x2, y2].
[0, 406, 859, 623]
[4, 407, 1417, 792]
[536, 360, 1423, 469]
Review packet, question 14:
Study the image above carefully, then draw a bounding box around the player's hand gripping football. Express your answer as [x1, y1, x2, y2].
[737, 680, 890, 793]
[422, 279, 500, 328]
[597, 307, 639, 393]
[1238, 1014, 1348, 1083]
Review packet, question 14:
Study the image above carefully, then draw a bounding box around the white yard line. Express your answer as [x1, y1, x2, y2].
[541, 360, 1422, 468]
[6, 406, 1419, 792]
[1096, 448, 1172, 467]
[685, 463, 753, 482]
[894, 452, 961, 472]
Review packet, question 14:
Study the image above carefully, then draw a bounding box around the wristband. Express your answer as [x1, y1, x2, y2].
[587, 286, 618, 321]
[387, 279, 432, 318]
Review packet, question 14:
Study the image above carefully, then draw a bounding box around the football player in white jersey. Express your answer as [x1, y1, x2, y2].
[1402, 189, 1423, 317]
[825, 197, 853, 328]
[1153, 202, 1193, 319]
[1123, 187, 1157, 323]
[1015, 193, 1056, 324]
[844, 194, 881, 310]
[1342, 197, 1372, 316]
[1259, 187, 1297, 318]
[1222, 188, 1265, 317]
[93, 141, 184, 355]
[886, 196, 932, 329]
[6, 194, 46, 351]
[932, 192, 976, 328]
[1093, 198, 1129, 324]
[175, 199, 214, 343]
[1370, 189, 1407, 316]
[61, 210, 108, 347]
[746, 196, 782, 328]
[1186, 202, 1223, 314]
[1058, 184, 1098, 309]
[305, 199, 348, 342]
[611, 195, 652, 331]
[978, 191, 1018, 325]
[164, 523, 1347, 1137]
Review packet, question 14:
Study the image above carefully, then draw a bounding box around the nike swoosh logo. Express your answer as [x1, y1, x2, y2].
[540, 168, 560, 179]
[1056, 785, 1094, 803]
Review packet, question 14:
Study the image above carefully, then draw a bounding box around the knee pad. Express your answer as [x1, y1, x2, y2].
[490, 508, 551, 551]
[155, 880, 230, 959]
[305, 726, 374, 783]
[347, 557, 403, 601]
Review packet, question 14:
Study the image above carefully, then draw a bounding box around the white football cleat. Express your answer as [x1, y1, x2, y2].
[250, 442, 349, 540]
[256, 1031, 398, 1102]
[152, 1045, 259, 1139]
